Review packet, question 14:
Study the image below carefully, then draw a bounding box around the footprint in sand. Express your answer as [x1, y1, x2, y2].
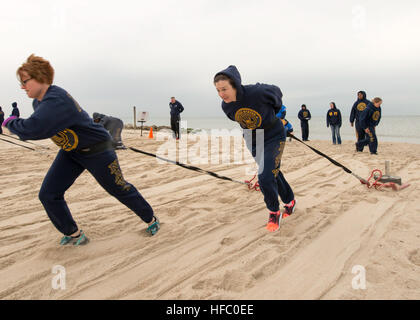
[220, 237, 235, 246]
[219, 270, 255, 292]
[408, 249, 420, 266]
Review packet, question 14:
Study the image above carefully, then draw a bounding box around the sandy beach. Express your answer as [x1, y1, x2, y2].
[0, 128, 419, 300]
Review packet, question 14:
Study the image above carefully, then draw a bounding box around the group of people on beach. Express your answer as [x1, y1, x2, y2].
[278, 92, 382, 155]
[1, 55, 381, 246]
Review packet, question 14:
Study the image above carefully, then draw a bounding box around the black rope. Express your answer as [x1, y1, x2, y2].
[288, 133, 352, 173]
[0, 136, 36, 151]
[129, 146, 246, 185]
[1, 133, 50, 149]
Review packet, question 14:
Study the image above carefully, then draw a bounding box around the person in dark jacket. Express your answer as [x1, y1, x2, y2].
[214, 65, 296, 232]
[169, 97, 184, 140]
[2, 54, 160, 245]
[350, 91, 370, 150]
[92, 112, 126, 149]
[0, 107, 4, 134]
[11, 102, 20, 118]
[326, 102, 342, 145]
[355, 97, 382, 154]
[298, 104, 311, 141]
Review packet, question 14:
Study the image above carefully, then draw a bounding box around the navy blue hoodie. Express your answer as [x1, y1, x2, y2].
[350, 91, 370, 124]
[298, 106, 311, 123]
[326, 104, 342, 127]
[169, 100, 184, 117]
[6, 85, 110, 151]
[359, 102, 381, 129]
[215, 65, 283, 130]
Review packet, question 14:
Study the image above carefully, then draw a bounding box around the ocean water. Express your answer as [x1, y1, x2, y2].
[122, 115, 420, 144]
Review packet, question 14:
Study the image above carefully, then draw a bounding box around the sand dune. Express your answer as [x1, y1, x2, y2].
[0, 129, 419, 299]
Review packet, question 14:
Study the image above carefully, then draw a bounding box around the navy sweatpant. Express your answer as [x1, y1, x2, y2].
[355, 121, 366, 151]
[356, 127, 378, 154]
[301, 121, 309, 141]
[39, 149, 154, 236]
[245, 123, 295, 212]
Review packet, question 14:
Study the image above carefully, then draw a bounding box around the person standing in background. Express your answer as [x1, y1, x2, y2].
[350, 91, 370, 151]
[298, 104, 311, 141]
[326, 102, 342, 145]
[11, 102, 20, 118]
[356, 97, 383, 155]
[169, 97, 184, 140]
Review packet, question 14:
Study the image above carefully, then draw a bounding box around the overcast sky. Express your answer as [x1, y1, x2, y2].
[1, 0, 419, 121]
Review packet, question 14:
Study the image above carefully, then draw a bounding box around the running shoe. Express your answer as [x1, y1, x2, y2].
[146, 216, 160, 236]
[266, 211, 281, 232]
[283, 199, 297, 218]
[60, 230, 89, 246]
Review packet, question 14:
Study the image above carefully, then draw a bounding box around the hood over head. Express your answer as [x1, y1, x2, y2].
[214, 65, 243, 100]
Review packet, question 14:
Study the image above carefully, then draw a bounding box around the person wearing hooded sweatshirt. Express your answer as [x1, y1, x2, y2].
[350, 90, 370, 150]
[92, 112, 126, 150]
[356, 97, 383, 154]
[0, 107, 4, 134]
[214, 65, 296, 232]
[11, 102, 20, 118]
[326, 102, 342, 145]
[169, 97, 184, 140]
[2, 54, 160, 245]
[298, 104, 311, 141]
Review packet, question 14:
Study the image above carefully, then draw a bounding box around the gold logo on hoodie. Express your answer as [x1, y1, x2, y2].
[372, 111, 380, 121]
[51, 129, 79, 151]
[357, 103, 367, 111]
[235, 108, 262, 130]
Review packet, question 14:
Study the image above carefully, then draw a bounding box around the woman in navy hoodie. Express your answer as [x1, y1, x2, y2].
[326, 102, 342, 145]
[2, 54, 160, 245]
[214, 65, 296, 232]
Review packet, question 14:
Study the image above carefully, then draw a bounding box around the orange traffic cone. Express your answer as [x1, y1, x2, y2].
[148, 127, 154, 139]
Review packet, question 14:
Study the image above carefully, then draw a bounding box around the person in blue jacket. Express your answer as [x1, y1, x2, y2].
[11, 102, 20, 118]
[0, 107, 4, 134]
[275, 108, 293, 140]
[350, 91, 370, 151]
[214, 65, 296, 232]
[355, 97, 383, 154]
[276, 105, 287, 119]
[326, 102, 342, 145]
[2, 54, 160, 245]
[169, 97, 184, 140]
[298, 104, 311, 141]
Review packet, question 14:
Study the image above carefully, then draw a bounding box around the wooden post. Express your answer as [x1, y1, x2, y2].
[133, 106, 137, 129]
